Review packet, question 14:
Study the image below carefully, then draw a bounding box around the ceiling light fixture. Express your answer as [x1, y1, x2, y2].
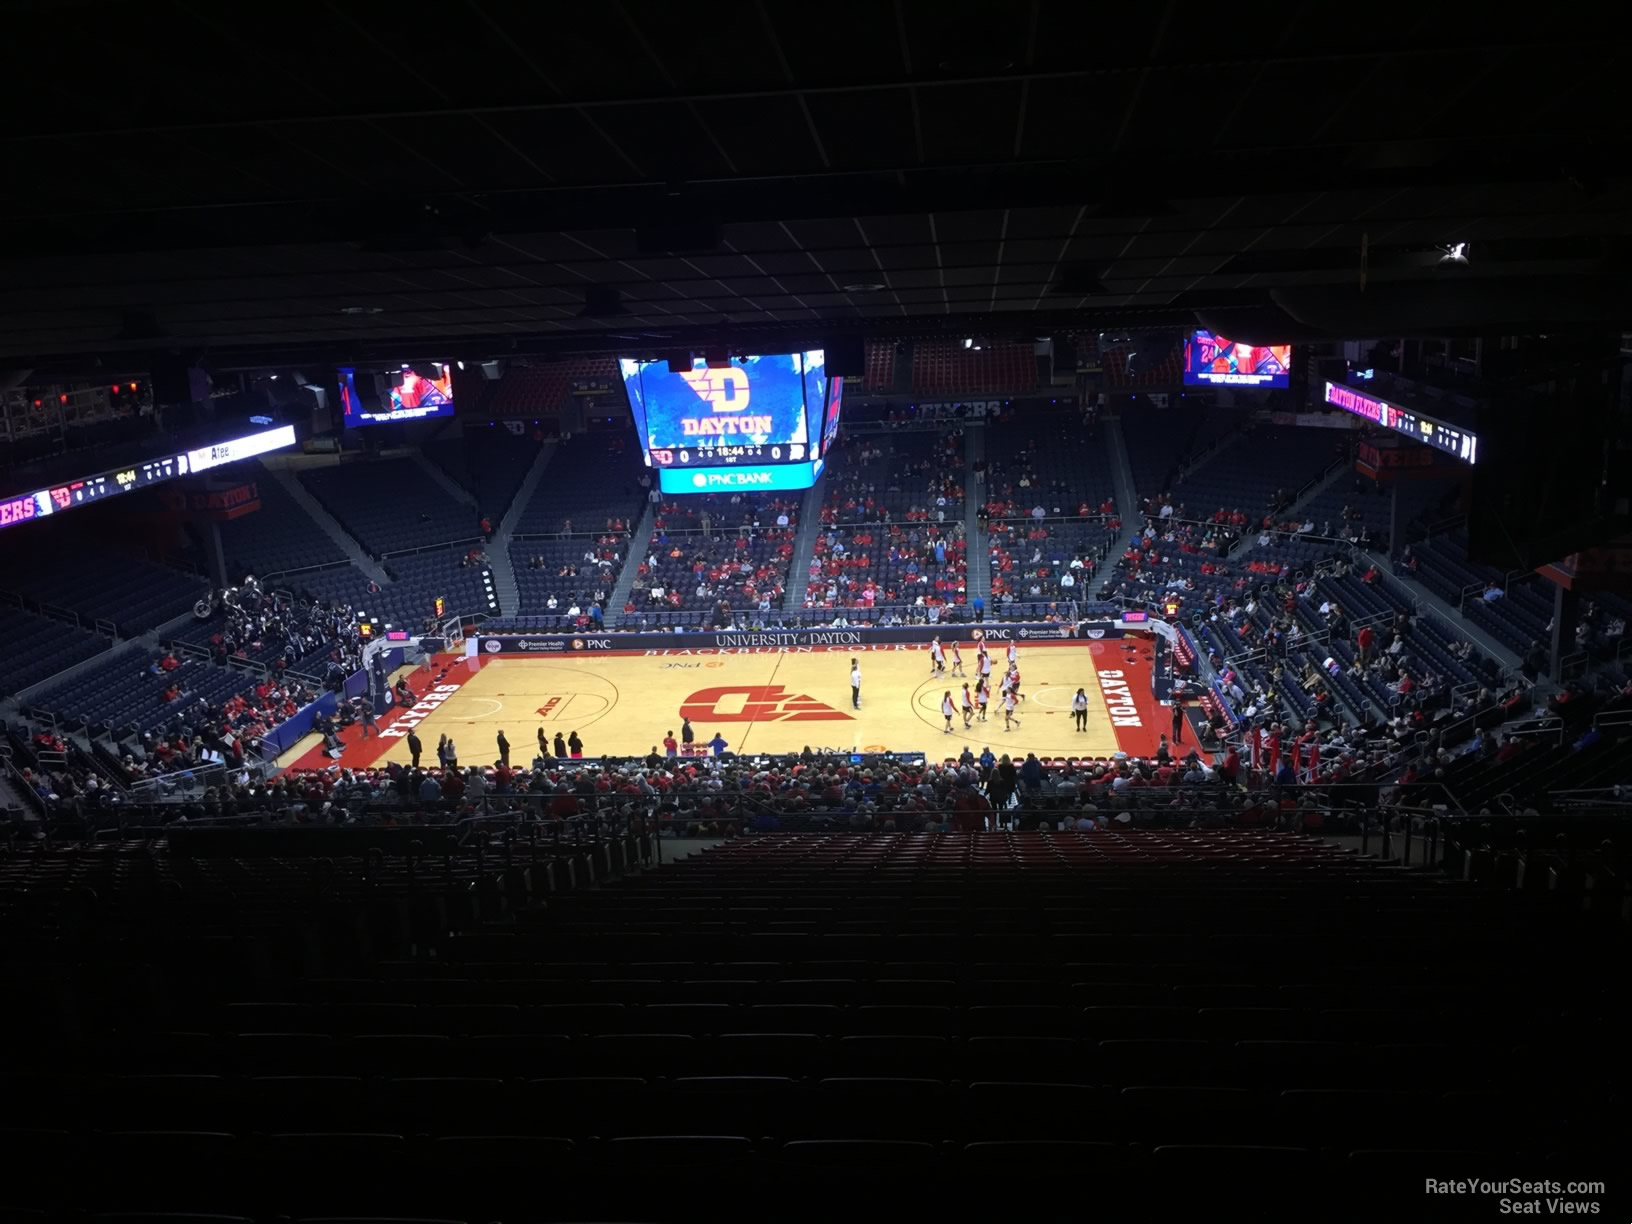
[843, 282, 886, 292]
[1439, 242, 1470, 265]
[340, 305, 384, 315]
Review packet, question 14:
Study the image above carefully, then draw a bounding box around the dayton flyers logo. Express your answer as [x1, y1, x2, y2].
[678, 685, 853, 722]
[677, 366, 773, 438]
[679, 366, 751, 412]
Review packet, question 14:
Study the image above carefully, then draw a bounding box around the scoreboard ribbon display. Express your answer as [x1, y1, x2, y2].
[0, 423, 296, 533]
[1324, 381, 1478, 465]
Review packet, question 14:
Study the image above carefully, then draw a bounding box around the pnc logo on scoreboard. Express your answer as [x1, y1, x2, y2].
[678, 685, 853, 723]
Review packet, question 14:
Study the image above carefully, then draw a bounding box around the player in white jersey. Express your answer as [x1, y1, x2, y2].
[1007, 639, 1018, 666]
[950, 640, 965, 676]
[940, 691, 956, 732]
[929, 636, 946, 673]
[975, 682, 989, 721]
[1002, 688, 1020, 731]
[1007, 663, 1025, 702]
[978, 649, 993, 681]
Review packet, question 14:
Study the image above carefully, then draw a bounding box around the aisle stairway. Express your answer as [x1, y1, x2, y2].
[1088, 412, 1140, 597]
[261, 457, 391, 585]
[608, 503, 656, 621]
[410, 448, 479, 510]
[486, 444, 557, 617]
[964, 424, 989, 604]
[780, 482, 827, 614]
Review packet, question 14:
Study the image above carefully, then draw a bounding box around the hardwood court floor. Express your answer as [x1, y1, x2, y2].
[286, 639, 1169, 772]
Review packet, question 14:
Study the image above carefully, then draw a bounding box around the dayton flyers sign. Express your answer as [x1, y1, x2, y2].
[677, 367, 773, 437]
[678, 367, 773, 437]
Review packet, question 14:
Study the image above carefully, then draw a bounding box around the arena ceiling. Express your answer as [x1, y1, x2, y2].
[2, 0, 1630, 373]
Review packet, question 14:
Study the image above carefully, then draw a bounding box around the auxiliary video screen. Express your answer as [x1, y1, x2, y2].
[1182, 331, 1293, 388]
[620, 352, 817, 470]
[340, 363, 456, 426]
[822, 372, 844, 454]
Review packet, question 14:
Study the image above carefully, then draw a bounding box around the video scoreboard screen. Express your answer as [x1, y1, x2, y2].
[340, 364, 456, 426]
[0, 424, 297, 531]
[1183, 331, 1293, 388]
[1324, 381, 1478, 465]
[621, 350, 841, 493]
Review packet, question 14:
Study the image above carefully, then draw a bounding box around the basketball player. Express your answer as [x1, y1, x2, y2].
[929, 636, 946, 674]
[1002, 687, 1020, 731]
[850, 658, 862, 709]
[941, 690, 956, 732]
[1007, 663, 1025, 702]
[961, 682, 975, 728]
[1071, 687, 1089, 732]
[975, 681, 989, 722]
[950, 640, 965, 676]
[1007, 639, 1018, 668]
[978, 648, 993, 685]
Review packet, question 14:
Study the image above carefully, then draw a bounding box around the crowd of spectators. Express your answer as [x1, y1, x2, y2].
[196, 579, 365, 675]
[803, 522, 967, 611]
[817, 430, 965, 526]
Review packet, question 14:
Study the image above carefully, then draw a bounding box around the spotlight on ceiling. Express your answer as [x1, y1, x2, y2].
[963, 338, 974, 350]
[1439, 242, 1470, 265]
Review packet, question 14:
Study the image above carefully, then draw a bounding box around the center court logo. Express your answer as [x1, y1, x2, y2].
[678, 685, 853, 723]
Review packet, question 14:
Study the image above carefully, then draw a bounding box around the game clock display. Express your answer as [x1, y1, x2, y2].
[0, 423, 297, 532]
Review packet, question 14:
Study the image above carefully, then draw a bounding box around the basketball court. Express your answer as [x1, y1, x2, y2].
[280, 639, 1172, 772]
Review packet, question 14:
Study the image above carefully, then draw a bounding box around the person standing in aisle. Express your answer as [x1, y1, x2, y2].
[1171, 699, 1185, 745]
[681, 717, 696, 755]
[1071, 688, 1089, 732]
[850, 658, 862, 709]
[496, 729, 510, 767]
[407, 728, 423, 768]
